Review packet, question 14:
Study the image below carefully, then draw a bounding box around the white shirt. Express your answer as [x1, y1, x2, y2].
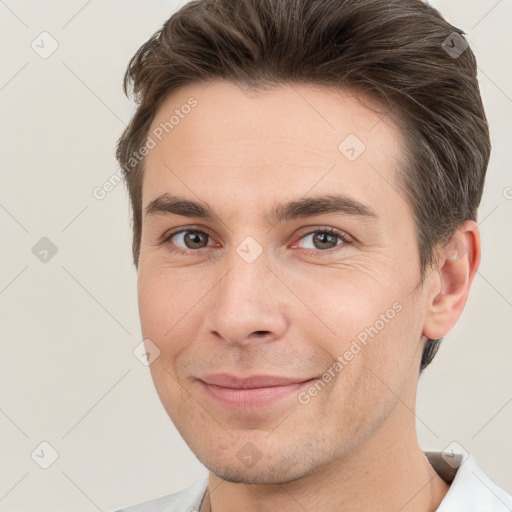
[114, 451, 512, 511]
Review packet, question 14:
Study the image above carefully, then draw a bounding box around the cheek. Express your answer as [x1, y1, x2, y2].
[341, 292, 423, 396]
[137, 266, 201, 338]
[293, 267, 420, 386]
[292, 267, 400, 340]
[137, 265, 220, 388]
[137, 271, 195, 408]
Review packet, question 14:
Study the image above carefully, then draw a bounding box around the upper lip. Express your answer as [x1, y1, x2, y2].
[199, 373, 313, 389]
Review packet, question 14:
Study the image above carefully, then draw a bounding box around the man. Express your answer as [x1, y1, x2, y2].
[113, 0, 512, 510]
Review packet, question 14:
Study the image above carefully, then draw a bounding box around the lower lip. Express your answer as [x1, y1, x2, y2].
[198, 380, 312, 409]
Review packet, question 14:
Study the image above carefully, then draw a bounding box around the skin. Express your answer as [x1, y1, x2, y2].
[137, 80, 480, 512]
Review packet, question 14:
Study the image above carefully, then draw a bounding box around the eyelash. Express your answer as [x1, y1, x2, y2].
[160, 226, 352, 257]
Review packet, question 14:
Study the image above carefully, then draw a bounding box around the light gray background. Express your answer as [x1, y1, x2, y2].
[1, 1, 511, 511]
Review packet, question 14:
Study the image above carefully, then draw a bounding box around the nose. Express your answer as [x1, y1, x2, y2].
[203, 247, 288, 347]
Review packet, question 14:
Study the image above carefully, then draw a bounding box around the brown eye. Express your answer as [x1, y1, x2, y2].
[311, 231, 339, 249]
[168, 230, 211, 250]
[297, 228, 349, 252]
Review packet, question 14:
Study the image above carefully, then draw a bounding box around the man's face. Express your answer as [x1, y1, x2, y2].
[137, 81, 431, 484]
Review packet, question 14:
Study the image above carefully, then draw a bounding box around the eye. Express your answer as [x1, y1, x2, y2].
[294, 227, 351, 253]
[160, 226, 352, 256]
[162, 228, 216, 255]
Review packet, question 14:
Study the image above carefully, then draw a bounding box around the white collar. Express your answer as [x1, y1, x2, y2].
[425, 450, 512, 511]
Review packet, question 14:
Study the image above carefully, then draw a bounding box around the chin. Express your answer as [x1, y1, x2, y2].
[204, 466, 310, 485]
[196, 449, 323, 485]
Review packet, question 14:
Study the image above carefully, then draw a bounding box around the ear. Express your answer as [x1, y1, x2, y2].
[422, 221, 481, 340]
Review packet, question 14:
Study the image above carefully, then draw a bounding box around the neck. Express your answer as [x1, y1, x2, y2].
[201, 379, 450, 512]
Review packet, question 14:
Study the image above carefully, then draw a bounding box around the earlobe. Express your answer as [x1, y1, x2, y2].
[422, 221, 481, 339]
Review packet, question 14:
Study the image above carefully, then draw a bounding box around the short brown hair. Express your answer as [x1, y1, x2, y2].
[116, 0, 491, 371]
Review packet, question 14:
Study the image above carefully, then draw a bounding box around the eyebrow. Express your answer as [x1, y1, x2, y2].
[144, 192, 378, 224]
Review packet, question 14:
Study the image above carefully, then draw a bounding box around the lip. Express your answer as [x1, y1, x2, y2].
[197, 373, 314, 409]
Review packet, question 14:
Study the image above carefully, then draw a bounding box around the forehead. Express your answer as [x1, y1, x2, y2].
[142, 80, 407, 220]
